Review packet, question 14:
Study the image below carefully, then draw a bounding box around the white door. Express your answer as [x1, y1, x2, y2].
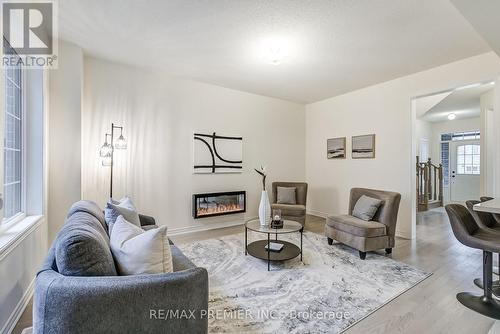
[449, 140, 480, 202]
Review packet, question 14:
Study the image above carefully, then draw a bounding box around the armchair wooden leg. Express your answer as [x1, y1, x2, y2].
[359, 251, 366, 260]
[385, 248, 392, 254]
[327, 237, 333, 245]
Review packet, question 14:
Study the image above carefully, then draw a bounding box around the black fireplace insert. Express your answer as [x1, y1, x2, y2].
[192, 191, 246, 219]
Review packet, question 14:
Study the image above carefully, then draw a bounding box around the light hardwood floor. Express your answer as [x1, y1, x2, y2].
[12, 209, 497, 333]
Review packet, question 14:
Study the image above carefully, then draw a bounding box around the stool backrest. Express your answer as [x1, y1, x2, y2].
[445, 204, 479, 245]
[466, 200, 497, 229]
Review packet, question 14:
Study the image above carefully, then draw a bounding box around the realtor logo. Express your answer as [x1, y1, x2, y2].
[2, 0, 58, 68]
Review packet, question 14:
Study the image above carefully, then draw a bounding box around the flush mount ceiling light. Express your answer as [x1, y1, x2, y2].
[448, 113, 456, 120]
[266, 45, 285, 65]
[255, 35, 294, 66]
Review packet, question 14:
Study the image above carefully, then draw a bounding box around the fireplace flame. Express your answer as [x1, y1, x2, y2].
[197, 203, 243, 216]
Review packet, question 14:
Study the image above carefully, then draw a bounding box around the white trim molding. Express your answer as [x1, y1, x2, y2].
[306, 210, 329, 219]
[168, 220, 245, 236]
[0, 278, 34, 334]
[0, 215, 44, 261]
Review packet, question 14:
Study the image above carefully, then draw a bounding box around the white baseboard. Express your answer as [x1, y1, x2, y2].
[168, 220, 245, 236]
[1, 278, 35, 334]
[307, 210, 329, 218]
[488, 321, 500, 334]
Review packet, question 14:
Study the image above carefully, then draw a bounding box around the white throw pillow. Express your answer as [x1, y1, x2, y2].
[110, 215, 173, 275]
[105, 196, 141, 234]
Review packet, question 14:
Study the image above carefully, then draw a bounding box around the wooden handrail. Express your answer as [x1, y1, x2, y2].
[416, 157, 444, 211]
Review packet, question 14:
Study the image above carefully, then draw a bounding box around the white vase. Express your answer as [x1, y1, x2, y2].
[259, 190, 271, 226]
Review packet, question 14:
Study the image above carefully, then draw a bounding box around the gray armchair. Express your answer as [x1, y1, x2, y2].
[34, 201, 208, 334]
[271, 182, 308, 226]
[325, 188, 401, 259]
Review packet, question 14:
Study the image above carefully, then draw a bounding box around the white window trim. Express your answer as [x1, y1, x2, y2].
[2, 66, 27, 224]
[0, 215, 43, 260]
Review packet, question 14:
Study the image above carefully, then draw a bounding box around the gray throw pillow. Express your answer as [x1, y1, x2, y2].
[55, 212, 117, 276]
[352, 195, 383, 221]
[277, 187, 297, 205]
[105, 196, 141, 234]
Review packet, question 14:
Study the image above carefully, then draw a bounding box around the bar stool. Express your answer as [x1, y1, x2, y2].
[466, 200, 500, 292]
[481, 196, 500, 224]
[446, 204, 500, 319]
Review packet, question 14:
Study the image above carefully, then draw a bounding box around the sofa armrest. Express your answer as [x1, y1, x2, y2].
[139, 214, 156, 226]
[34, 267, 208, 334]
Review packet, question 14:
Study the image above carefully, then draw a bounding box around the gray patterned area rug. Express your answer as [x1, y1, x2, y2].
[178, 231, 430, 334]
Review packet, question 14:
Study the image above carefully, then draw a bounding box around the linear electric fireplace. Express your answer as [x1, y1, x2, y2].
[192, 191, 246, 219]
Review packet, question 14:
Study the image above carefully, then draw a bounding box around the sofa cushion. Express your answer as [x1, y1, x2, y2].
[271, 203, 305, 217]
[277, 187, 297, 205]
[171, 244, 197, 272]
[55, 211, 117, 276]
[110, 215, 173, 275]
[105, 196, 141, 234]
[326, 214, 387, 238]
[352, 195, 383, 221]
[67, 200, 107, 231]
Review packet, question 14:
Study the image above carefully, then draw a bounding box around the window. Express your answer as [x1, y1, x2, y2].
[441, 131, 480, 141]
[441, 142, 450, 186]
[456, 144, 480, 175]
[4, 60, 23, 220]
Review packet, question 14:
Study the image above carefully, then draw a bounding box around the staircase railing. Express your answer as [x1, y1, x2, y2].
[416, 157, 443, 212]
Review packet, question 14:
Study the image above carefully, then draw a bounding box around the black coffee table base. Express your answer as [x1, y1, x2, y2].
[245, 228, 303, 271]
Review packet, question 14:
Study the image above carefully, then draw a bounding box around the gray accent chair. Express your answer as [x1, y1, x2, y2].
[271, 182, 308, 226]
[34, 200, 208, 334]
[325, 188, 401, 259]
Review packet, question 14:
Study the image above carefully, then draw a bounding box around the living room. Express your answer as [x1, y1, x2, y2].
[1, 1, 500, 334]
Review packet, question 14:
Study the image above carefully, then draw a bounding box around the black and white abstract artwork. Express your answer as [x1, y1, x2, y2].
[193, 132, 243, 173]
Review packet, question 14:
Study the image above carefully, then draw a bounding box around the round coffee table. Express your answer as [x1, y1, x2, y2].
[245, 219, 303, 271]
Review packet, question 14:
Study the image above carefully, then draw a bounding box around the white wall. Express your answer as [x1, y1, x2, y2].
[480, 89, 495, 196]
[494, 76, 500, 196]
[305, 52, 500, 239]
[82, 57, 305, 233]
[415, 119, 432, 161]
[48, 41, 83, 241]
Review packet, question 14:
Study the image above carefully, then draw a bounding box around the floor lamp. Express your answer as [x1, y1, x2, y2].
[99, 123, 127, 198]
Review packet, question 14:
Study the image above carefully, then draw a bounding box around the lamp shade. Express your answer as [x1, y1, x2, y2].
[102, 153, 112, 166]
[115, 134, 127, 149]
[99, 143, 112, 157]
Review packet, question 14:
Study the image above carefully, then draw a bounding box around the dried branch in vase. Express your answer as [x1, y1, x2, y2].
[254, 166, 267, 191]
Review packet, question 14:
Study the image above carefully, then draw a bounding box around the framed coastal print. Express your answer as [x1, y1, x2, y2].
[352, 134, 375, 159]
[327, 137, 346, 159]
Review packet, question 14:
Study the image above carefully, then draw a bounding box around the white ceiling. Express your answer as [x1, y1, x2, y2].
[418, 83, 495, 122]
[451, 0, 500, 57]
[58, 0, 491, 103]
[416, 91, 451, 119]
